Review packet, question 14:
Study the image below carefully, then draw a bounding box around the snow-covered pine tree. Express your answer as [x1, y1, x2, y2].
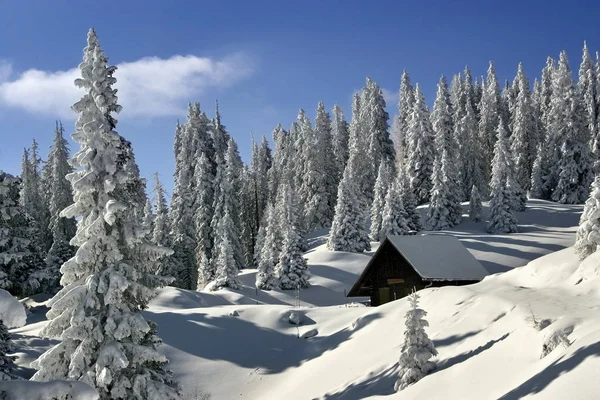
[379, 177, 410, 241]
[398, 164, 422, 232]
[315, 102, 337, 225]
[248, 136, 272, 242]
[142, 199, 155, 239]
[431, 76, 462, 225]
[487, 122, 518, 234]
[394, 290, 437, 392]
[473, 77, 483, 121]
[293, 110, 310, 197]
[406, 84, 435, 205]
[463, 66, 475, 108]
[276, 184, 309, 290]
[301, 102, 335, 230]
[425, 150, 452, 231]
[457, 96, 483, 198]
[510, 63, 535, 193]
[331, 105, 350, 191]
[152, 173, 170, 248]
[328, 94, 371, 253]
[370, 161, 393, 241]
[478, 61, 501, 188]
[194, 151, 214, 288]
[575, 174, 600, 260]
[452, 68, 477, 200]
[551, 51, 593, 204]
[24, 139, 52, 253]
[579, 42, 598, 150]
[500, 80, 513, 134]
[0, 319, 18, 380]
[539, 57, 560, 198]
[396, 70, 415, 170]
[364, 78, 395, 187]
[450, 73, 464, 118]
[19, 149, 47, 279]
[0, 171, 42, 296]
[507, 160, 527, 212]
[31, 29, 180, 399]
[44, 121, 76, 289]
[257, 137, 272, 213]
[212, 100, 231, 170]
[240, 166, 257, 269]
[170, 107, 199, 289]
[255, 202, 279, 290]
[529, 143, 545, 199]
[469, 185, 483, 222]
[211, 138, 245, 275]
[267, 124, 289, 202]
[209, 210, 241, 291]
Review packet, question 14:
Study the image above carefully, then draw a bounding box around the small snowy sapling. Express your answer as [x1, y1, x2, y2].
[395, 289, 437, 392]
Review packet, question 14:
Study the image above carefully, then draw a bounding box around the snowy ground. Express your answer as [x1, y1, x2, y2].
[12, 199, 600, 399]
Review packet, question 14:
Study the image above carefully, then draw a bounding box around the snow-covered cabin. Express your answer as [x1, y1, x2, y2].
[347, 235, 489, 306]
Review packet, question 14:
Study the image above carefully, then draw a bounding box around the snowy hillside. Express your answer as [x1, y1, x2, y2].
[10, 199, 597, 399]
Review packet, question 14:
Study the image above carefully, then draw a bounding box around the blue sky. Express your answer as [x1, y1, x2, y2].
[0, 0, 599, 198]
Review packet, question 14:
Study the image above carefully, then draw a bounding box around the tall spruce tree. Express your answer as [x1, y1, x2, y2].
[301, 102, 335, 230]
[194, 151, 215, 288]
[255, 203, 280, 290]
[431, 76, 462, 225]
[276, 184, 309, 290]
[45, 122, 76, 289]
[31, 29, 180, 399]
[170, 107, 199, 289]
[328, 94, 371, 253]
[379, 177, 410, 241]
[539, 57, 560, 198]
[364, 78, 395, 198]
[396, 70, 415, 169]
[142, 198, 155, 239]
[331, 105, 350, 191]
[406, 84, 435, 205]
[579, 42, 598, 149]
[152, 173, 170, 248]
[487, 122, 518, 234]
[469, 185, 483, 222]
[267, 124, 289, 202]
[211, 138, 245, 278]
[0, 171, 42, 296]
[510, 63, 535, 193]
[478, 62, 501, 189]
[370, 161, 393, 241]
[425, 150, 453, 231]
[398, 164, 422, 232]
[209, 210, 241, 291]
[457, 96, 483, 198]
[551, 51, 593, 204]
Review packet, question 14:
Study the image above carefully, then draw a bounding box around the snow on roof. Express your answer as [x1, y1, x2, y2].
[387, 234, 488, 281]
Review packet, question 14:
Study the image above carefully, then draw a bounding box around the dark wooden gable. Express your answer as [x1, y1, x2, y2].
[347, 238, 424, 299]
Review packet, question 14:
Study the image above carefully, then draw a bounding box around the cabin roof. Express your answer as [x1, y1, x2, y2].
[347, 234, 489, 297]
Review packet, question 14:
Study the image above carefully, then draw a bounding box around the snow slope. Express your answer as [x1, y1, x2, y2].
[12, 200, 598, 399]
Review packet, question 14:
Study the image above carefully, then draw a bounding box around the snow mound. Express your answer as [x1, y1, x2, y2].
[0, 289, 26, 328]
[0, 380, 98, 400]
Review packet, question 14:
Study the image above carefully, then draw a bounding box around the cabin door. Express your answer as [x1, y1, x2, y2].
[378, 287, 391, 305]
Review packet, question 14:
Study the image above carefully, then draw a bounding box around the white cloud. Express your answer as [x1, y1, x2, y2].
[0, 53, 255, 119]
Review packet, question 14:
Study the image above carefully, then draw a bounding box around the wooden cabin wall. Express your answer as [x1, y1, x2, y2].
[367, 241, 425, 306]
